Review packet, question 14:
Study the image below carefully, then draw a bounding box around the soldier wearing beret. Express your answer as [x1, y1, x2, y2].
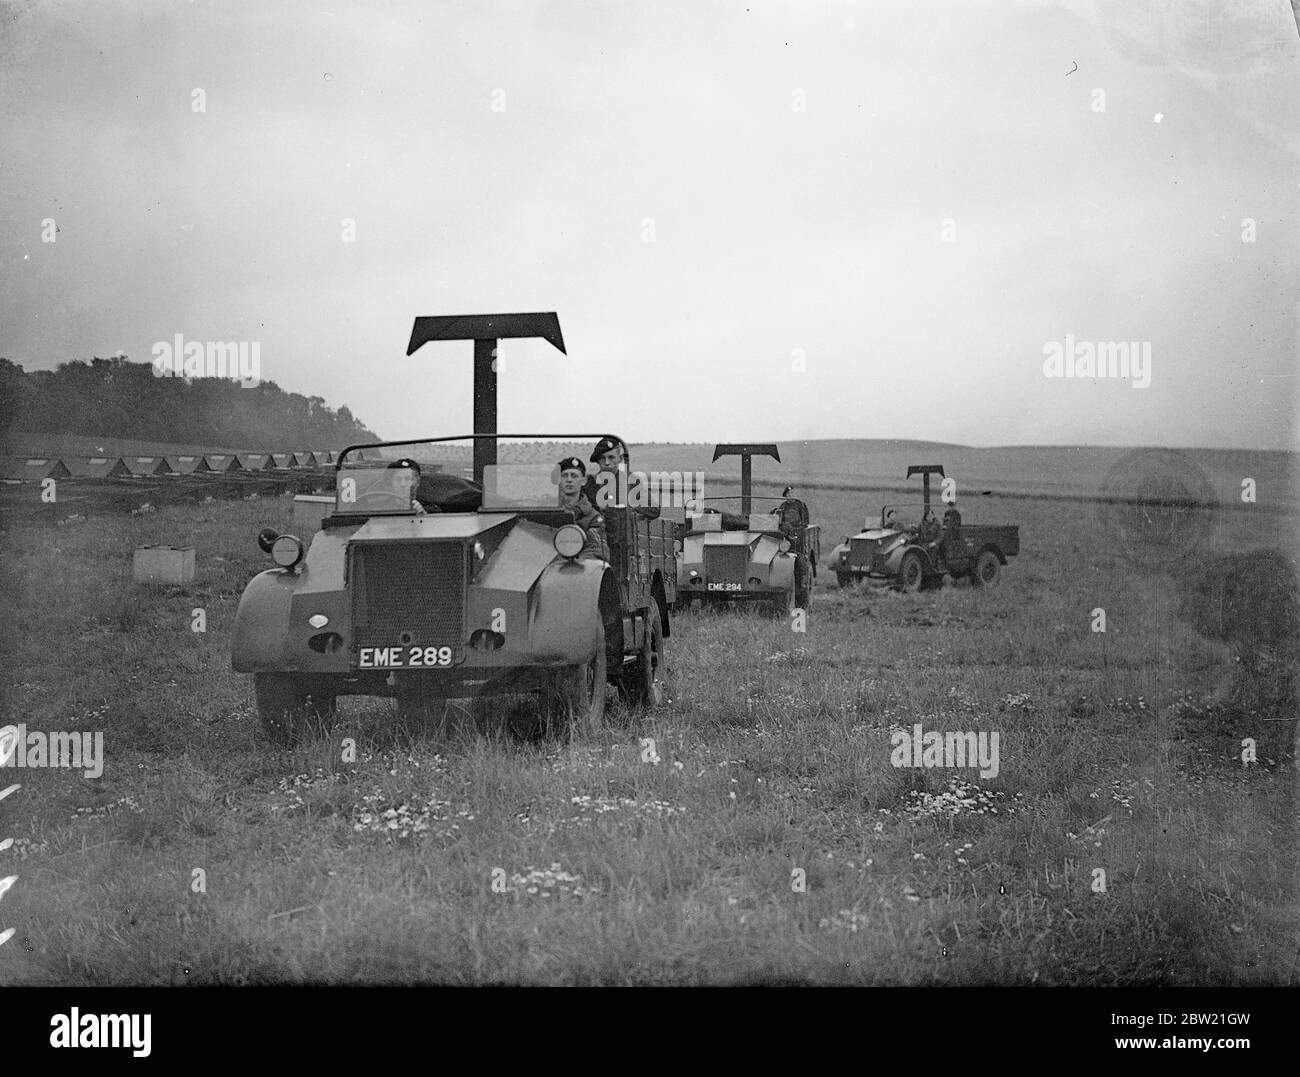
[584, 436, 659, 519]
[558, 456, 609, 562]
[388, 457, 427, 514]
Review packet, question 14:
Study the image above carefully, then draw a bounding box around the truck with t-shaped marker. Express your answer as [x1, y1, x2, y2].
[828, 464, 1020, 591]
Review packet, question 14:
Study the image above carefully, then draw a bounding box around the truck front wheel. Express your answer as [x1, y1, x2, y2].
[898, 551, 926, 593]
[545, 627, 608, 736]
[255, 672, 336, 747]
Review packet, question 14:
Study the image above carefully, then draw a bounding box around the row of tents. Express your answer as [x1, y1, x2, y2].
[1, 450, 345, 483]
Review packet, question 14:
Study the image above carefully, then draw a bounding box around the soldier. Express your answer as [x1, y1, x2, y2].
[919, 506, 940, 543]
[558, 456, 609, 561]
[585, 436, 659, 518]
[942, 505, 962, 538]
[388, 457, 427, 514]
[777, 486, 806, 538]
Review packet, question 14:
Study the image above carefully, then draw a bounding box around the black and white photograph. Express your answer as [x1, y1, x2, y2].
[0, 0, 1297, 1040]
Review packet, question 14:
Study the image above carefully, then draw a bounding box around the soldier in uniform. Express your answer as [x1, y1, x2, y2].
[941, 505, 963, 560]
[388, 457, 427, 514]
[557, 456, 609, 562]
[585, 436, 659, 519]
[777, 485, 806, 538]
[917, 506, 940, 545]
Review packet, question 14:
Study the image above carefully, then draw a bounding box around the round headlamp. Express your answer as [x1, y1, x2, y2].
[271, 534, 305, 569]
[554, 524, 585, 559]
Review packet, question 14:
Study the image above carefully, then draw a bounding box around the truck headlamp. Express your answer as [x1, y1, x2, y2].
[554, 525, 585, 559]
[271, 534, 305, 569]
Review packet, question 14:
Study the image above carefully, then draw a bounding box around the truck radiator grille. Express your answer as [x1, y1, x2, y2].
[350, 542, 466, 650]
[703, 545, 749, 582]
[850, 537, 878, 561]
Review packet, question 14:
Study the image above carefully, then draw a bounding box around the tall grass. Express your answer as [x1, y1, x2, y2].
[0, 488, 1294, 984]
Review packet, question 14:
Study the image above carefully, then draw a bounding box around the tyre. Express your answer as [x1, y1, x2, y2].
[766, 578, 796, 618]
[255, 672, 336, 747]
[395, 677, 454, 740]
[627, 598, 667, 709]
[897, 550, 925, 593]
[794, 556, 812, 610]
[544, 625, 608, 736]
[971, 549, 1000, 587]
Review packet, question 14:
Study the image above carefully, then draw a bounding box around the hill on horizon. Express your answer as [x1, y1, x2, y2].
[0, 356, 378, 451]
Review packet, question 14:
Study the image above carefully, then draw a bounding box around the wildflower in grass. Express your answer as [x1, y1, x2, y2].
[73, 794, 141, 819]
[10, 837, 50, 860]
[900, 778, 1014, 821]
[352, 786, 464, 841]
[819, 908, 871, 933]
[947, 686, 979, 709]
[765, 648, 809, 665]
[506, 863, 597, 898]
[560, 793, 683, 827]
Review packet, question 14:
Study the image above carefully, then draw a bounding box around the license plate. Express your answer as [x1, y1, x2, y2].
[357, 645, 457, 669]
[707, 582, 742, 592]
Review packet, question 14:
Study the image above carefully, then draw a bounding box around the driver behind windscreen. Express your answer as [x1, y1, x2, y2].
[387, 458, 426, 514]
[557, 456, 609, 561]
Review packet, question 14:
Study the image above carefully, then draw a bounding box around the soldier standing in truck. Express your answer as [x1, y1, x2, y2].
[586, 436, 660, 518]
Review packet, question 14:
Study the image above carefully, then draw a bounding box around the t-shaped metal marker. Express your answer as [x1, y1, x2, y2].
[713, 443, 781, 516]
[906, 464, 946, 512]
[406, 313, 566, 485]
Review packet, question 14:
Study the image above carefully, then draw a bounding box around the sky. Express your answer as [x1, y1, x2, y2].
[1, 0, 1297, 450]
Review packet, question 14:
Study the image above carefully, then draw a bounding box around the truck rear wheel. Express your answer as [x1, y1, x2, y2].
[627, 599, 666, 709]
[971, 549, 1000, 587]
[255, 673, 336, 747]
[898, 551, 925, 593]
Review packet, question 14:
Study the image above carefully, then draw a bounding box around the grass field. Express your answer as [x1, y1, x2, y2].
[0, 470, 1296, 984]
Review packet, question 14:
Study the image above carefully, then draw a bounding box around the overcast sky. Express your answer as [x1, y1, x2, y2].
[1, 0, 1297, 450]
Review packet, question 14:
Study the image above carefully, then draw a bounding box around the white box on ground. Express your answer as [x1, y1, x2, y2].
[293, 494, 335, 534]
[133, 545, 196, 584]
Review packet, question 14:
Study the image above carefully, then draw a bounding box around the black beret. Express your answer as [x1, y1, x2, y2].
[590, 436, 624, 463]
[557, 456, 585, 474]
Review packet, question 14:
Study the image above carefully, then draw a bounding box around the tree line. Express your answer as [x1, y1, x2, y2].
[0, 356, 378, 447]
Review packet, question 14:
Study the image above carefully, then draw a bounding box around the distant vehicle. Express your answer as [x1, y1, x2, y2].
[828, 464, 1019, 591]
[676, 444, 820, 614]
[231, 313, 676, 745]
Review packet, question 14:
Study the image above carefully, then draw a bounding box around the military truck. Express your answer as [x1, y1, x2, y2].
[828, 465, 1019, 591]
[676, 444, 820, 614]
[231, 313, 676, 745]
